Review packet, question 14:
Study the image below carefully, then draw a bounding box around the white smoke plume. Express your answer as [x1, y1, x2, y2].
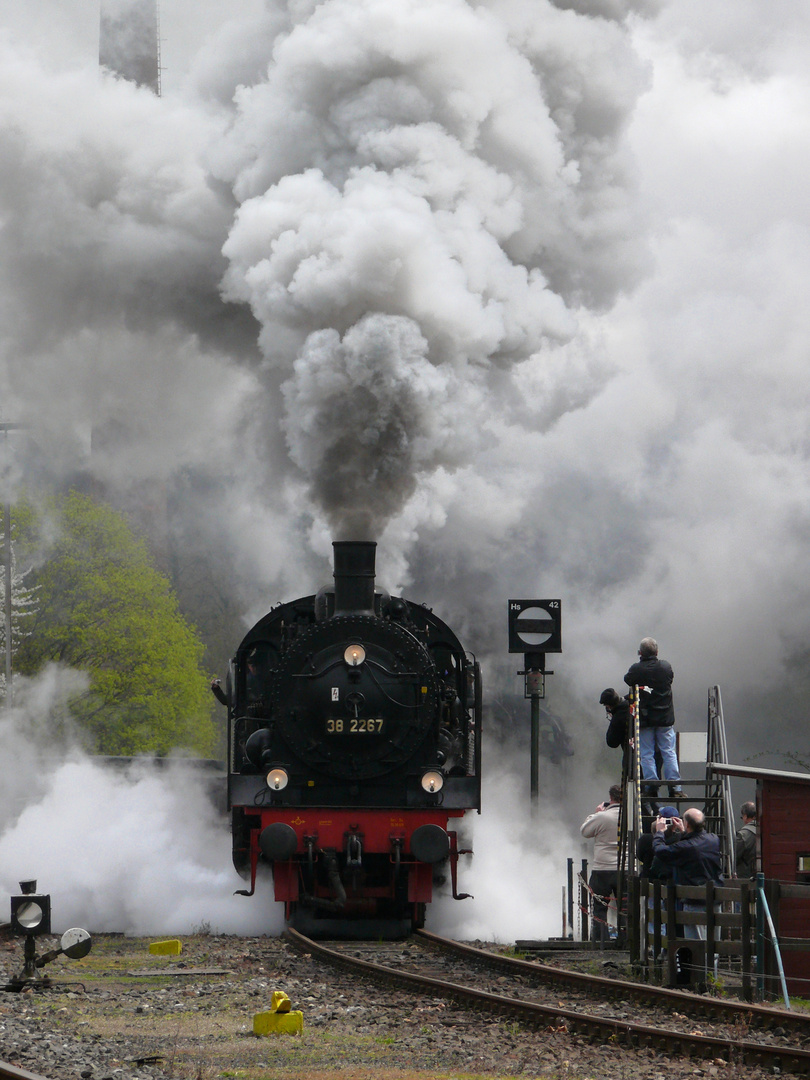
[213, 0, 648, 538]
[0, 0, 650, 569]
[0, 755, 281, 937]
[0, 671, 279, 935]
[0, 0, 809, 939]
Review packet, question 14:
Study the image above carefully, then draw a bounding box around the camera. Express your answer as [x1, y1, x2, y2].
[664, 818, 673, 826]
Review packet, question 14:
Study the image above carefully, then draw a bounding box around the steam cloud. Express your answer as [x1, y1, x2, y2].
[214, 0, 648, 538]
[0, 0, 809, 937]
[0, 677, 279, 935]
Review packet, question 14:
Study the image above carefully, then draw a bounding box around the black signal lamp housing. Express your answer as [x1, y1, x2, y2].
[10, 881, 51, 937]
[4, 881, 93, 991]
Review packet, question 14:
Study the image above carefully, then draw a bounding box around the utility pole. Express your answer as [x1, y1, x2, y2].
[1, 421, 24, 707]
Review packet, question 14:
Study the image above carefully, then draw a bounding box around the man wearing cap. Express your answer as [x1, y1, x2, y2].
[624, 637, 684, 804]
[638, 807, 679, 945]
[637, 805, 679, 878]
[599, 688, 630, 751]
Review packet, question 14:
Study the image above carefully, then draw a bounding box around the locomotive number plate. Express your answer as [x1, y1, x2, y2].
[326, 718, 384, 734]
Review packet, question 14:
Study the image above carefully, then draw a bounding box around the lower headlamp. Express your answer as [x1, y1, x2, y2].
[420, 770, 444, 794]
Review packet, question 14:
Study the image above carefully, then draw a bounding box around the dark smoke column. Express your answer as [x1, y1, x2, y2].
[99, 0, 160, 95]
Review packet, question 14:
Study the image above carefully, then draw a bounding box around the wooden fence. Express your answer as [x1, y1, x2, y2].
[627, 876, 810, 1000]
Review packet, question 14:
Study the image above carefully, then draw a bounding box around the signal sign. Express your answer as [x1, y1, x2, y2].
[507, 599, 562, 654]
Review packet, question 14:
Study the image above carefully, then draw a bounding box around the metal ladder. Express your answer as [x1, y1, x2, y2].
[619, 685, 736, 878]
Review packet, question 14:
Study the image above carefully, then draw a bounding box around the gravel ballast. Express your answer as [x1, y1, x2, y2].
[0, 930, 796, 1080]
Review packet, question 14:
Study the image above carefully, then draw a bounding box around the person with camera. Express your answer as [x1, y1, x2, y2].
[580, 784, 624, 944]
[599, 688, 630, 750]
[639, 807, 681, 942]
[624, 637, 684, 804]
[651, 807, 723, 941]
[637, 805, 679, 879]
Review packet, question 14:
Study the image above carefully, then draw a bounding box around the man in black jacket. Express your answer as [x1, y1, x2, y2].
[599, 687, 630, 751]
[652, 808, 723, 941]
[624, 637, 684, 801]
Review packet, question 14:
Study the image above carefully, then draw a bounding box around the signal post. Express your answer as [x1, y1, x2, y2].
[508, 599, 562, 805]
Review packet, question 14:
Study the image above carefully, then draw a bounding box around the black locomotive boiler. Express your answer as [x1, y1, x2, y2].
[225, 540, 482, 935]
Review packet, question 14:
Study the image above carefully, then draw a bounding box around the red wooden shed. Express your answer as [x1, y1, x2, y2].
[711, 763, 810, 998]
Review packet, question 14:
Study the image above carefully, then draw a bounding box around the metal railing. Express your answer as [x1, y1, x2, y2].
[706, 686, 736, 877]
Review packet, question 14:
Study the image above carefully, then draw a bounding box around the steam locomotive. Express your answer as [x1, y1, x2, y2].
[225, 541, 482, 936]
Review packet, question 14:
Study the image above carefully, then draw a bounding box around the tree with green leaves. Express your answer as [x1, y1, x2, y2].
[13, 490, 216, 757]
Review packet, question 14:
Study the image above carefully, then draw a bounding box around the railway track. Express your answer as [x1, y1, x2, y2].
[0, 1062, 50, 1080]
[285, 928, 810, 1075]
[420, 930, 810, 1036]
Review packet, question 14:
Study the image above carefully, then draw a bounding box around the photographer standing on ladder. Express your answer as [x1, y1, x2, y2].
[624, 637, 684, 812]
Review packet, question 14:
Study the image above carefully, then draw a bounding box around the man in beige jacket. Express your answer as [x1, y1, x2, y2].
[580, 783, 622, 943]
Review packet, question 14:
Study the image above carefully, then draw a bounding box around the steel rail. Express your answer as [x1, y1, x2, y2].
[417, 929, 810, 1036]
[285, 928, 810, 1075]
[0, 1061, 51, 1080]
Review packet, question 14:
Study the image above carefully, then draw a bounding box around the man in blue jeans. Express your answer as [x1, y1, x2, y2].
[624, 637, 684, 806]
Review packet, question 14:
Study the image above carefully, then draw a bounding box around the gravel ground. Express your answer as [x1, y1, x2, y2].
[0, 928, 792, 1080]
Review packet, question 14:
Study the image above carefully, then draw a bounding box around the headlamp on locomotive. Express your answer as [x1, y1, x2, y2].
[223, 540, 482, 935]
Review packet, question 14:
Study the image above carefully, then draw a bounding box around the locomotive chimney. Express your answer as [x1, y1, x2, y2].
[333, 541, 376, 614]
